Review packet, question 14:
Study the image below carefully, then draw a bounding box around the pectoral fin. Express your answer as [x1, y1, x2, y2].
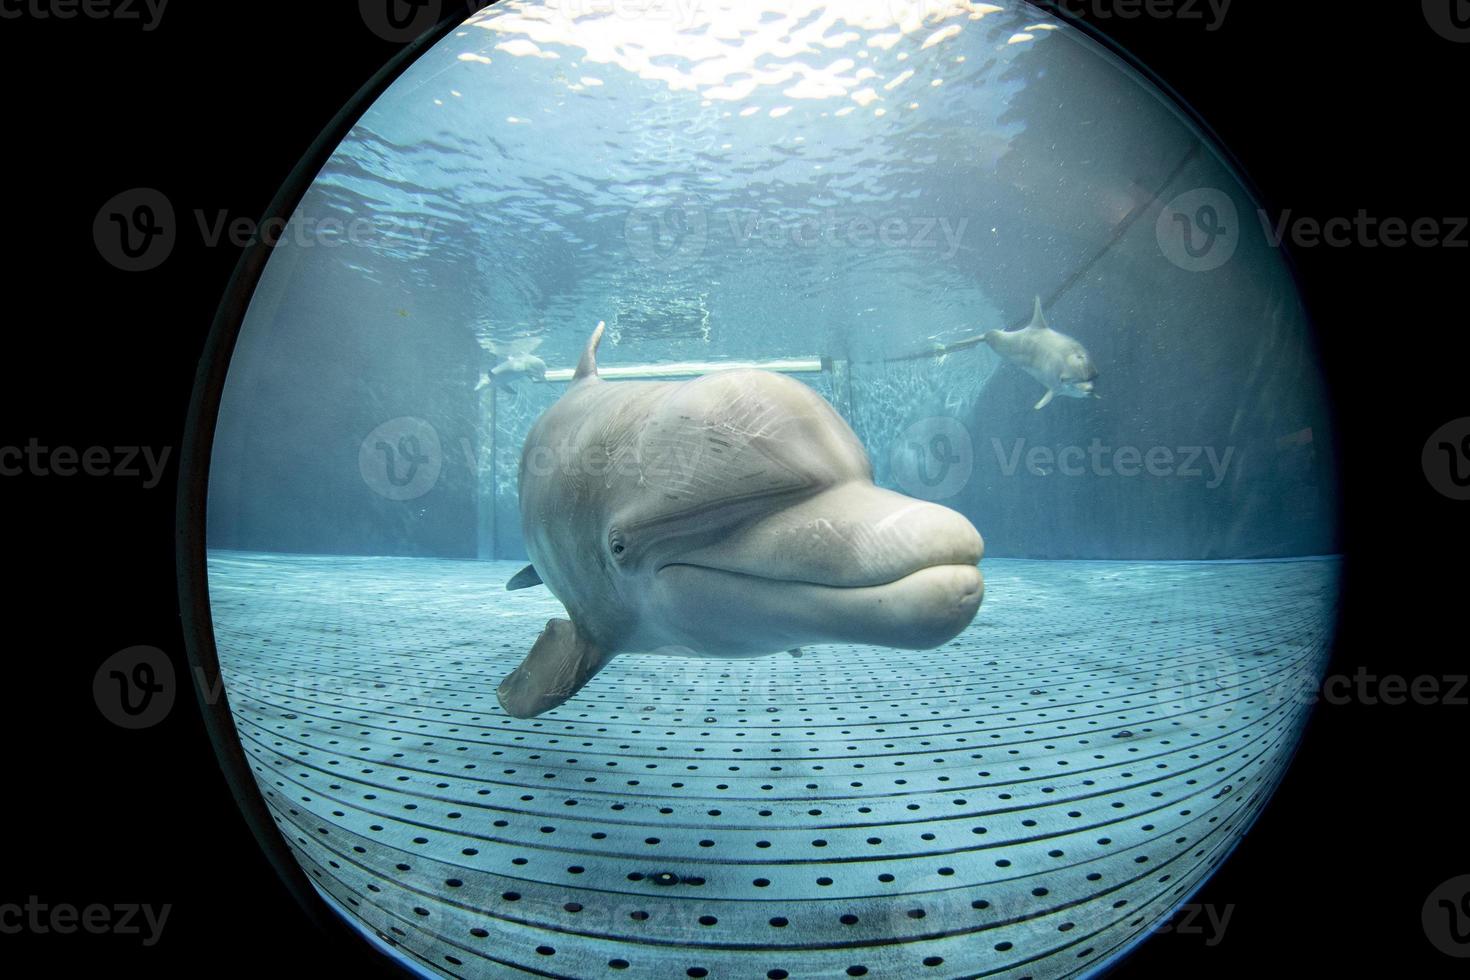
[506, 564, 543, 591]
[1034, 389, 1055, 410]
[497, 619, 610, 718]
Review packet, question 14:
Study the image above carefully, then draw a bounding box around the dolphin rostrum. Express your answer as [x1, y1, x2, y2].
[982, 297, 1099, 409]
[496, 322, 985, 718]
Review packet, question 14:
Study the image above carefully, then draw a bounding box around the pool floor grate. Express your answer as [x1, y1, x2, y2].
[207, 551, 1339, 979]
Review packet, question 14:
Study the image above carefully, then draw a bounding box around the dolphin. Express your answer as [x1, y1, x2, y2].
[476, 336, 548, 392]
[496, 322, 986, 718]
[982, 297, 1099, 409]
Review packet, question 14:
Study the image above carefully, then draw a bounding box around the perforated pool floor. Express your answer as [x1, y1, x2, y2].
[207, 551, 1339, 979]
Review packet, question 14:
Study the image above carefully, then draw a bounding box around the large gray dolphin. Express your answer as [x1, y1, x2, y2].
[496, 322, 985, 718]
[983, 297, 1099, 409]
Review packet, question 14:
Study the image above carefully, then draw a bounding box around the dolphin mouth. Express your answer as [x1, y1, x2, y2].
[652, 561, 984, 652]
[656, 558, 960, 591]
[643, 483, 985, 653]
[661, 482, 984, 590]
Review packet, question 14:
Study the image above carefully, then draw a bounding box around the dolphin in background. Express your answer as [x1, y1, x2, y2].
[476, 336, 548, 392]
[496, 322, 985, 718]
[982, 297, 1099, 409]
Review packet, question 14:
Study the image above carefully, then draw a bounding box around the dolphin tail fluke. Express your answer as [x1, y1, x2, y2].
[1027, 296, 1049, 331]
[497, 618, 610, 718]
[574, 321, 606, 381]
[1034, 389, 1056, 410]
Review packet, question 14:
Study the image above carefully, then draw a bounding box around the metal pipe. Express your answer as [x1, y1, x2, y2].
[544, 357, 824, 382]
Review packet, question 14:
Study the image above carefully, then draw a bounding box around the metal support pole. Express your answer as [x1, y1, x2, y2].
[476, 380, 497, 560]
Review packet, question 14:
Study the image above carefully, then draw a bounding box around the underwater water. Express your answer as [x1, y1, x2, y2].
[202, 1, 1340, 977]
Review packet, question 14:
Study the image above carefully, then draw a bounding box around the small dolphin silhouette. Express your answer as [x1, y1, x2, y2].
[982, 297, 1099, 409]
[476, 336, 548, 393]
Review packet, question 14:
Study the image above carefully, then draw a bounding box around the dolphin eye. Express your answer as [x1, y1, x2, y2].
[608, 530, 627, 559]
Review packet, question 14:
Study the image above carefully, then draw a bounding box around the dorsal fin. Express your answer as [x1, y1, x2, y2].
[1026, 296, 1049, 331]
[573, 321, 606, 381]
